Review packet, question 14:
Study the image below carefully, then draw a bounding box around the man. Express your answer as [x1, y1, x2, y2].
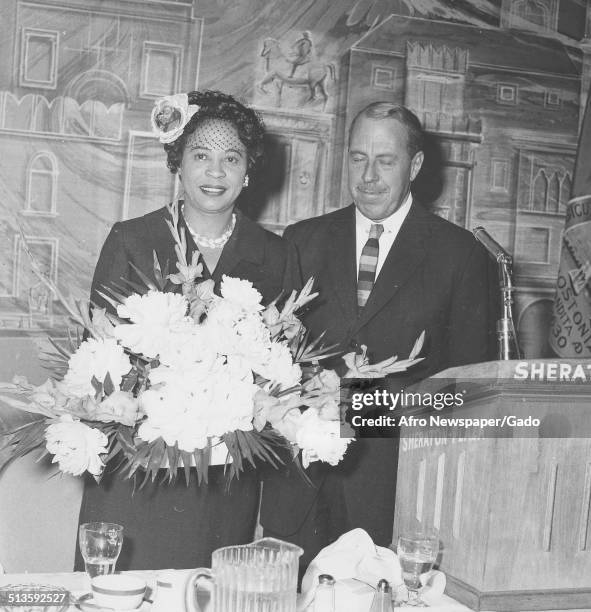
[261, 102, 497, 566]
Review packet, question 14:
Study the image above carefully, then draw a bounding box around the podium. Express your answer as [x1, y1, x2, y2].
[393, 360, 591, 611]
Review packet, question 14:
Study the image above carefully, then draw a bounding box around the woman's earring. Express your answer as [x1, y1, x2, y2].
[243, 175, 249, 187]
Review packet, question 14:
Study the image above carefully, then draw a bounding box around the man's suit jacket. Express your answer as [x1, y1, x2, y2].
[261, 202, 498, 546]
[91, 206, 296, 310]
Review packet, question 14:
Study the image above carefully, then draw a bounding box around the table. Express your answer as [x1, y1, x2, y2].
[0, 571, 476, 611]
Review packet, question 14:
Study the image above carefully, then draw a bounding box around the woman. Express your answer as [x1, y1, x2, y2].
[75, 90, 298, 571]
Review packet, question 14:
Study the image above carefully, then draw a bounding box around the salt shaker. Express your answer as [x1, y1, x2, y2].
[369, 579, 394, 612]
[313, 573, 335, 612]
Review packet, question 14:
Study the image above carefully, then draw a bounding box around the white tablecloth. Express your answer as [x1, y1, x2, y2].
[0, 571, 472, 611]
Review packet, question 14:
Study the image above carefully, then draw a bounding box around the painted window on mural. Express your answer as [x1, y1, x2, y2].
[512, 0, 551, 29]
[24, 152, 58, 217]
[141, 42, 183, 98]
[497, 84, 517, 105]
[531, 168, 571, 213]
[20, 28, 59, 89]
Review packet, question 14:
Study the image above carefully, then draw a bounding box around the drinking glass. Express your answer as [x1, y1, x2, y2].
[397, 530, 439, 606]
[78, 522, 123, 578]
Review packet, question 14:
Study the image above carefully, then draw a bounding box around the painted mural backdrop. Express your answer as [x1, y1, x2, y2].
[0, 0, 589, 359]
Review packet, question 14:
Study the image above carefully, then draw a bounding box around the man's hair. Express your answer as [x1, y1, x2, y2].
[349, 102, 424, 157]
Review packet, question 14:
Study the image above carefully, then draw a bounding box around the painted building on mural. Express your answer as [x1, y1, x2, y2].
[0, 0, 201, 330]
[0, 0, 589, 358]
[338, 12, 584, 356]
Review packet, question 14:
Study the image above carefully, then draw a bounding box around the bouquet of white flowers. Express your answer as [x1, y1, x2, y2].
[0, 202, 424, 486]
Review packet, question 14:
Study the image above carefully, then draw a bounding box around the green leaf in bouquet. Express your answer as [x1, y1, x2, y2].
[115, 426, 137, 456]
[123, 440, 152, 480]
[0, 419, 47, 474]
[165, 444, 180, 482]
[104, 440, 123, 465]
[128, 262, 159, 292]
[246, 429, 286, 468]
[193, 447, 210, 486]
[408, 330, 425, 360]
[0, 394, 58, 419]
[90, 376, 103, 399]
[95, 290, 126, 313]
[73, 300, 94, 334]
[291, 328, 340, 364]
[92, 305, 127, 328]
[152, 252, 170, 291]
[180, 450, 193, 486]
[274, 384, 301, 399]
[120, 370, 139, 393]
[103, 372, 115, 397]
[144, 437, 166, 484]
[222, 432, 244, 479]
[223, 430, 286, 484]
[40, 363, 68, 380]
[46, 336, 74, 360]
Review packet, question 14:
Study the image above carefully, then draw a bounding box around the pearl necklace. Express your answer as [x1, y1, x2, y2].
[182, 205, 236, 249]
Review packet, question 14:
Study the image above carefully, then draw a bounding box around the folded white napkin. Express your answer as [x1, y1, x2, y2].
[299, 528, 447, 611]
[299, 528, 401, 610]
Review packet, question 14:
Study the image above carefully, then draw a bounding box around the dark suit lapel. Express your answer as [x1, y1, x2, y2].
[141, 207, 182, 281]
[351, 202, 431, 335]
[211, 210, 264, 283]
[326, 205, 358, 326]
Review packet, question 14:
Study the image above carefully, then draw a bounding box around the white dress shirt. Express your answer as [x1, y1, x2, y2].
[355, 192, 413, 279]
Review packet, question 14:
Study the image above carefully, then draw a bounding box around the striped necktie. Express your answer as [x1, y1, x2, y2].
[357, 223, 384, 308]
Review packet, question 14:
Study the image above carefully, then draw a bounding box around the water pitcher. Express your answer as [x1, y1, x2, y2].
[193, 537, 303, 612]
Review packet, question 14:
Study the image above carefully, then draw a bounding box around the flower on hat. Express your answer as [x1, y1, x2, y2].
[151, 94, 200, 144]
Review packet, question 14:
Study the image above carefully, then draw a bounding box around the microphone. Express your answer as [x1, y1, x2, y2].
[472, 226, 512, 263]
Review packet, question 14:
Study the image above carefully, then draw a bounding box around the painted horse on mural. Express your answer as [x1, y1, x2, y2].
[258, 37, 336, 110]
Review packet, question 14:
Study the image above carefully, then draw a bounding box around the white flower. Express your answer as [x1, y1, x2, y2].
[45, 415, 108, 476]
[256, 341, 302, 389]
[154, 319, 210, 368]
[220, 275, 264, 312]
[137, 354, 258, 452]
[295, 409, 352, 467]
[151, 94, 199, 144]
[115, 290, 189, 359]
[62, 338, 132, 398]
[89, 391, 141, 426]
[138, 386, 209, 452]
[306, 369, 340, 393]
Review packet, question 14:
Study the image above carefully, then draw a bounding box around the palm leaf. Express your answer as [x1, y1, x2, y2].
[0, 395, 55, 418]
[180, 450, 192, 486]
[46, 336, 72, 360]
[144, 438, 166, 484]
[117, 278, 151, 297]
[0, 419, 47, 474]
[408, 330, 426, 360]
[115, 426, 137, 456]
[194, 447, 210, 486]
[73, 301, 93, 333]
[152, 252, 170, 291]
[223, 429, 287, 482]
[128, 262, 159, 292]
[291, 328, 340, 363]
[165, 444, 180, 483]
[95, 290, 124, 312]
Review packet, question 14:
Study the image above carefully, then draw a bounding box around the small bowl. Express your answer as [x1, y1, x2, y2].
[90, 574, 146, 610]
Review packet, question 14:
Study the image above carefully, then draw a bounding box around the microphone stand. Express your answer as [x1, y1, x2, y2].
[496, 253, 521, 360]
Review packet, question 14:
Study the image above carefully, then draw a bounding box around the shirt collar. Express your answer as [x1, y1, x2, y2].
[355, 192, 413, 233]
